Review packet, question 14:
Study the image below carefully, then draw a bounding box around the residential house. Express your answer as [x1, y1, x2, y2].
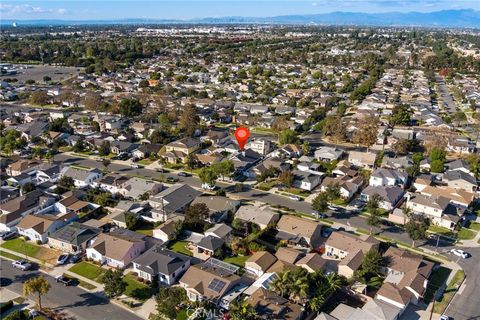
[195, 235, 225, 259]
[296, 253, 328, 273]
[48, 222, 101, 253]
[86, 228, 146, 268]
[179, 263, 243, 304]
[230, 149, 263, 177]
[16, 214, 69, 243]
[405, 193, 464, 230]
[149, 184, 201, 221]
[0, 186, 19, 205]
[152, 219, 180, 242]
[191, 196, 240, 223]
[348, 151, 377, 169]
[110, 141, 138, 155]
[95, 173, 131, 195]
[252, 157, 291, 177]
[245, 251, 278, 278]
[6, 159, 41, 176]
[204, 223, 233, 241]
[164, 137, 201, 163]
[246, 289, 303, 320]
[59, 167, 103, 188]
[119, 177, 163, 199]
[320, 175, 363, 201]
[0, 190, 55, 231]
[314, 147, 344, 162]
[379, 247, 434, 307]
[292, 170, 322, 191]
[34, 164, 62, 184]
[369, 168, 408, 189]
[272, 144, 303, 159]
[443, 170, 477, 192]
[361, 186, 405, 211]
[132, 144, 162, 159]
[234, 206, 280, 230]
[325, 231, 379, 277]
[275, 215, 322, 249]
[133, 246, 191, 285]
[247, 139, 273, 156]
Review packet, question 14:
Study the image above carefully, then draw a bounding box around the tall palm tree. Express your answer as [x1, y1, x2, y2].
[270, 270, 292, 298]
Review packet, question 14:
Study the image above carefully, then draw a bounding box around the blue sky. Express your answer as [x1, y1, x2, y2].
[1, 0, 479, 20]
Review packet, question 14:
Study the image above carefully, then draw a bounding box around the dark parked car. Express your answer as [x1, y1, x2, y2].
[177, 172, 190, 177]
[69, 253, 83, 264]
[55, 275, 74, 286]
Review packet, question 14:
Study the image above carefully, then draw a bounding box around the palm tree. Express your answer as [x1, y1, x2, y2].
[290, 273, 309, 304]
[271, 270, 292, 298]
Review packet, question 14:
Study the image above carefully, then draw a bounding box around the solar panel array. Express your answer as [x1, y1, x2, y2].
[208, 278, 226, 293]
[204, 258, 239, 275]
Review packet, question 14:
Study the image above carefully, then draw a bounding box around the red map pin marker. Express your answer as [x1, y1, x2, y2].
[234, 127, 250, 151]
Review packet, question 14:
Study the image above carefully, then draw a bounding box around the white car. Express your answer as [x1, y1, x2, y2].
[450, 249, 470, 259]
[12, 260, 32, 271]
[130, 164, 139, 169]
[288, 196, 301, 201]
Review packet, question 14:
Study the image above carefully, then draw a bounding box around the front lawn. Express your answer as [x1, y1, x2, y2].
[0, 249, 25, 261]
[283, 188, 310, 197]
[428, 225, 453, 237]
[1, 238, 40, 258]
[467, 221, 480, 231]
[331, 198, 348, 206]
[124, 273, 153, 301]
[69, 261, 105, 281]
[424, 266, 451, 302]
[434, 270, 465, 314]
[224, 255, 250, 267]
[167, 241, 193, 256]
[456, 228, 476, 240]
[257, 180, 278, 191]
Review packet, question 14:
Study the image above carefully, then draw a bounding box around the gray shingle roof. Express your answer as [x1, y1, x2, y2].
[133, 246, 190, 276]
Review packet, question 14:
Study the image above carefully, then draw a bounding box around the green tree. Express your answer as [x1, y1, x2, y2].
[125, 213, 138, 230]
[199, 167, 218, 188]
[23, 276, 51, 310]
[98, 141, 111, 156]
[312, 192, 329, 214]
[352, 114, 379, 150]
[405, 216, 429, 247]
[29, 91, 49, 105]
[184, 203, 210, 231]
[389, 104, 412, 126]
[325, 183, 341, 204]
[278, 170, 294, 188]
[229, 300, 258, 320]
[179, 104, 199, 137]
[278, 129, 298, 145]
[355, 249, 383, 280]
[57, 176, 75, 192]
[102, 269, 126, 298]
[4, 310, 29, 320]
[151, 287, 186, 320]
[119, 98, 143, 117]
[102, 158, 111, 171]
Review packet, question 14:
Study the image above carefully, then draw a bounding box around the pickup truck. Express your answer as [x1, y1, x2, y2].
[12, 260, 32, 271]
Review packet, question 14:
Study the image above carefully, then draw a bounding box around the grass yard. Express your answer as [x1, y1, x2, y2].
[456, 228, 476, 240]
[69, 261, 106, 282]
[283, 188, 310, 197]
[467, 221, 480, 231]
[424, 266, 451, 302]
[167, 241, 193, 256]
[224, 255, 250, 267]
[434, 270, 465, 314]
[124, 273, 153, 301]
[1, 238, 40, 257]
[0, 249, 25, 261]
[176, 309, 189, 320]
[428, 225, 454, 237]
[133, 221, 155, 236]
[331, 198, 348, 206]
[257, 180, 278, 191]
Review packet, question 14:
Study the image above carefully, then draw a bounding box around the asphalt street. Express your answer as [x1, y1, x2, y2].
[436, 75, 458, 114]
[0, 258, 142, 320]
[444, 247, 480, 320]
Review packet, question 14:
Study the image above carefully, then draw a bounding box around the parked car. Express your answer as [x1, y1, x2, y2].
[130, 163, 140, 169]
[55, 275, 74, 286]
[177, 172, 190, 177]
[56, 254, 70, 265]
[69, 253, 83, 264]
[12, 260, 32, 271]
[96, 158, 105, 162]
[166, 177, 178, 183]
[155, 168, 166, 173]
[0, 230, 17, 240]
[450, 249, 470, 259]
[288, 196, 301, 201]
[321, 227, 333, 238]
[439, 316, 452, 320]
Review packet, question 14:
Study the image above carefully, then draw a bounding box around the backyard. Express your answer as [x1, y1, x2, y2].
[224, 255, 250, 267]
[167, 241, 193, 256]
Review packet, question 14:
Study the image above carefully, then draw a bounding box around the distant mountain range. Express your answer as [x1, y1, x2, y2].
[2, 9, 479, 28]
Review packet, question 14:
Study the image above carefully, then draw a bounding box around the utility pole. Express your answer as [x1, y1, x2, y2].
[429, 287, 438, 320]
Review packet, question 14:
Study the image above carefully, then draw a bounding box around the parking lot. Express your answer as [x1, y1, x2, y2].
[1, 64, 81, 83]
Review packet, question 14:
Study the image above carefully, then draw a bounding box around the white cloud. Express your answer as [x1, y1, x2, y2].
[0, 3, 68, 16]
